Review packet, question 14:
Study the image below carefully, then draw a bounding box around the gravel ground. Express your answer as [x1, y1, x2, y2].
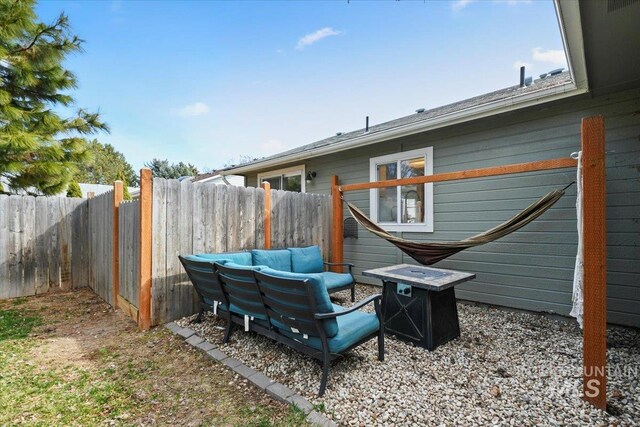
[176, 284, 640, 426]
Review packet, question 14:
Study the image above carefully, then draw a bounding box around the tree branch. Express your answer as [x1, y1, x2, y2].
[11, 15, 65, 54]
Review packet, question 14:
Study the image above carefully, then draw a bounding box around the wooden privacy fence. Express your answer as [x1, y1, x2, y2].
[0, 175, 332, 328]
[149, 178, 332, 326]
[0, 195, 89, 298]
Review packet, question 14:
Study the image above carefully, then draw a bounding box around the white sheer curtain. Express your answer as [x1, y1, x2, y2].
[570, 151, 584, 328]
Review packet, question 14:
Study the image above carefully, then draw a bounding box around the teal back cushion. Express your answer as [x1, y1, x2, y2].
[288, 246, 323, 274]
[195, 252, 252, 266]
[258, 268, 338, 337]
[251, 249, 291, 272]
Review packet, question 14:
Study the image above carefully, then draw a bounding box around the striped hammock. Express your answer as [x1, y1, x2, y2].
[345, 188, 566, 266]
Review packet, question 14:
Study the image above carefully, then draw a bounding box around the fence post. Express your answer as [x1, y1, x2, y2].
[581, 115, 607, 410]
[261, 181, 271, 249]
[138, 168, 153, 330]
[330, 175, 343, 272]
[87, 192, 95, 199]
[112, 181, 123, 308]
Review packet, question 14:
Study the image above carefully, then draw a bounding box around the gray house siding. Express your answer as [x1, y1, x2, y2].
[246, 87, 640, 328]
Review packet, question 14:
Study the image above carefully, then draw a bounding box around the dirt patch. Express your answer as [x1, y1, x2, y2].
[1, 288, 307, 426]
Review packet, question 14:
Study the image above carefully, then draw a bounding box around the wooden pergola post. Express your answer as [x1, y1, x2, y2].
[330, 175, 344, 271]
[112, 181, 123, 308]
[138, 168, 153, 330]
[581, 115, 607, 410]
[261, 181, 271, 249]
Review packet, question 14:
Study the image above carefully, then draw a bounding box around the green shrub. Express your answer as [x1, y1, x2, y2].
[66, 181, 82, 198]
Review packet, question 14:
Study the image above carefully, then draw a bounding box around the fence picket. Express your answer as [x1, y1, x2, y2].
[0, 196, 8, 298]
[151, 178, 167, 326]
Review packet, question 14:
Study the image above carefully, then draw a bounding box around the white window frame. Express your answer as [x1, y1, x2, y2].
[369, 147, 434, 233]
[257, 164, 306, 193]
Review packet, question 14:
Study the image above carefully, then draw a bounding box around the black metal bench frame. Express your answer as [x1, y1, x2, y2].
[180, 258, 383, 396]
[250, 268, 383, 396]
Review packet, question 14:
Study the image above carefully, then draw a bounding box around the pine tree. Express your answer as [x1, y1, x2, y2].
[0, 1, 108, 195]
[145, 158, 198, 179]
[123, 184, 131, 201]
[118, 172, 132, 200]
[66, 180, 81, 198]
[75, 141, 137, 186]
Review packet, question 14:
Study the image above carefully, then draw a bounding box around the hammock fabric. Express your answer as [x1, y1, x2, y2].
[346, 188, 566, 266]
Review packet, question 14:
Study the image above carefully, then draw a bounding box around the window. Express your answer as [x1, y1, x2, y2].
[257, 165, 305, 192]
[369, 147, 433, 232]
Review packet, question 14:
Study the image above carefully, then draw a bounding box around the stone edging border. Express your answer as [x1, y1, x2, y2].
[165, 322, 337, 427]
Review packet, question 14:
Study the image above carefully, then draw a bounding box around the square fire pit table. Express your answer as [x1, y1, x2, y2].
[363, 264, 475, 351]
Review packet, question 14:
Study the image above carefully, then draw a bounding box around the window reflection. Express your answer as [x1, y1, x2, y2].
[377, 162, 397, 222]
[376, 156, 425, 224]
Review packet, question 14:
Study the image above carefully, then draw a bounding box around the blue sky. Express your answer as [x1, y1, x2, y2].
[36, 0, 567, 172]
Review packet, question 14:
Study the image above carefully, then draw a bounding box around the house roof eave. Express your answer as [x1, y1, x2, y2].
[223, 81, 586, 176]
[554, 0, 589, 91]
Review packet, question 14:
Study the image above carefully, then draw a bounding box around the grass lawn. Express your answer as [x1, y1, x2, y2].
[0, 290, 309, 426]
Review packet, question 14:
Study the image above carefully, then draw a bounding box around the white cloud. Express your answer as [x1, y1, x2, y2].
[175, 102, 210, 117]
[296, 27, 342, 50]
[452, 0, 475, 11]
[513, 60, 533, 70]
[532, 47, 566, 65]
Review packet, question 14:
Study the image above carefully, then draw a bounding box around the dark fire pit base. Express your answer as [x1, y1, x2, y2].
[382, 281, 460, 351]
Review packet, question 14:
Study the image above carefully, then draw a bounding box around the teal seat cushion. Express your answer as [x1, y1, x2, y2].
[277, 308, 379, 354]
[288, 246, 323, 274]
[251, 249, 292, 272]
[218, 262, 268, 320]
[195, 252, 252, 266]
[258, 268, 338, 337]
[320, 272, 354, 291]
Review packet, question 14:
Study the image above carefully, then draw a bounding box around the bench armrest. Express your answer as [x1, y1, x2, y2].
[323, 262, 354, 267]
[314, 294, 382, 320]
[323, 262, 354, 275]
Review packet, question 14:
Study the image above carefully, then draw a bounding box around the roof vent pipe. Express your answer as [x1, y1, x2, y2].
[520, 66, 525, 88]
[365, 116, 369, 132]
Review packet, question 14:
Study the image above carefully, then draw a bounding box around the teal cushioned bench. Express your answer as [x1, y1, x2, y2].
[251, 267, 384, 396]
[251, 246, 356, 301]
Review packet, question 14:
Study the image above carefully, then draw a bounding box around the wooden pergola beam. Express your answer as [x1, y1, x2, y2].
[339, 157, 578, 192]
[330, 176, 344, 271]
[581, 115, 607, 410]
